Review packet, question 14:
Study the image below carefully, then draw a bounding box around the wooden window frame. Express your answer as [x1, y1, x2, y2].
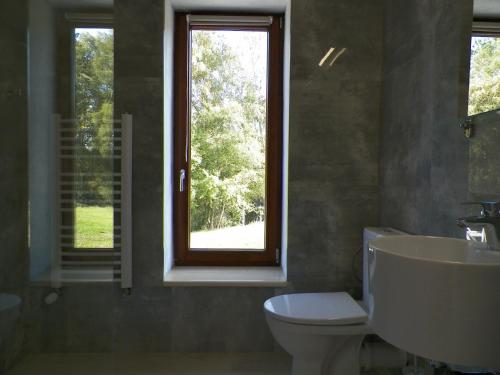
[472, 20, 500, 37]
[173, 13, 284, 266]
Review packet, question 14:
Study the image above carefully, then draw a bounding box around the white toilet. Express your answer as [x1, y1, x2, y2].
[264, 227, 407, 375]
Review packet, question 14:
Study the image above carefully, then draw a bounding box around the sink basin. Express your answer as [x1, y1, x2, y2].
[368, 235, 500, 368]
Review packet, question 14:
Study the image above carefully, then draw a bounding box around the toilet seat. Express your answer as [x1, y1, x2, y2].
[264, 292, 368, 326]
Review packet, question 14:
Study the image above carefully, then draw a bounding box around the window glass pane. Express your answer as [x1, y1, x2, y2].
[189, 30, 268, 250]
[469, 35, 500, 115]
[73, 28, 114, 248]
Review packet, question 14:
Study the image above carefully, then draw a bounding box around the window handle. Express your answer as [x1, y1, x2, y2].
[179, 169, 186, 192]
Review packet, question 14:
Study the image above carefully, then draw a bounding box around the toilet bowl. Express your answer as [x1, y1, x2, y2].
[264, 227, 408, 375]
[264, 292, 372, 375]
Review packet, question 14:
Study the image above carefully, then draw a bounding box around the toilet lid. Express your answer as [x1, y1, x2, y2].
[264, 292, 368, 326]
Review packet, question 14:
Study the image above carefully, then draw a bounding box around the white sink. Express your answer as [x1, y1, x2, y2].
[368, 235, 500, 368]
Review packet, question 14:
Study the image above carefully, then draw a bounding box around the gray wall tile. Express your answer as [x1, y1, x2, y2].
[287, 0, 383, 291]
[29, 0, 385, 354]
[380, 0, 473, 237]
[0, 0, 29, 372]
[6, 0, 475, 359]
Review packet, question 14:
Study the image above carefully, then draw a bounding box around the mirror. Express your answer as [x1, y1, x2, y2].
[467, 109, 500, 201]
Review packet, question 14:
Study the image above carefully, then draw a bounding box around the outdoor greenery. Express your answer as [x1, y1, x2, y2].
[189, 31, 266, 232]
[75, 206, 113, 248]
[74, 30, 114, 206]
[73, 30, 114, 248]
[74, 30, 266, 247]
[469, 36, 500, 115]
[72, 32, 500, 246]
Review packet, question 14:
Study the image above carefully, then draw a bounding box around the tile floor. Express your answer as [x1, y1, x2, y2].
[6, 353, 292, 375]
[7, 353, 473, 375]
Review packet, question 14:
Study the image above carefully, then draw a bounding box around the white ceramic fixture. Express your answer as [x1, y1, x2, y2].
[264, 292, 371, 375]
[368, 235, 500, 368]
[263, 227, 407, 375]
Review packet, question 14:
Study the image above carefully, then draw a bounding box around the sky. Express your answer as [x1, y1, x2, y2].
[75, 28, 264, 96]
[75, 28, 113, 39]
[192, 30, 268, 97]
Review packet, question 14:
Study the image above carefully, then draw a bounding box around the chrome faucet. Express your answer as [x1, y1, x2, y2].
[457, 201, 500, 251]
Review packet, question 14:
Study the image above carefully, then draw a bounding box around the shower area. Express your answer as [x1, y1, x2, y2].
[0, 0, 289, 373]
[1, 0, 137, 372]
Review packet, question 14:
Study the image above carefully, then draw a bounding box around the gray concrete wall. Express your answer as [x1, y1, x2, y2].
[0, 0, 29, 371]
[287, 0, 383, 293]
[25, 0, 385, 353]
[0, 0, 29, 294]
[380, 0, 473, 237]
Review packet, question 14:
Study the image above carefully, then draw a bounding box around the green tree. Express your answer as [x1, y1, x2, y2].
[74, 30, 114, 205]
[190, 31, 266, 231]
[469, 37, 500, 115]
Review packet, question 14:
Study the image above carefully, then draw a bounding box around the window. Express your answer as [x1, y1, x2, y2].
[72, 27, 115, 249]
[173, 14, 284, 266]
[469, 22, 500, 115]
[52, 14, 132, 286]
[58, 24, 116, 252]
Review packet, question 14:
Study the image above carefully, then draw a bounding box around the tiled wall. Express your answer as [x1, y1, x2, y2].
[25, 0, 386, 353]
[2, 0, 476, 360]
[0, 0, 29, 371]
[0, 0, 29, 296]
[286, 0, 383, 292]
[380, 0, 473, 237]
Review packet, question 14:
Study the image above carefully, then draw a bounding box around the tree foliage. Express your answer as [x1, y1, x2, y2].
[73, 30, 266, 228]
[468, 37, 500, 200]
[469, 37, 500, 115]
[190, 31, 266, 231]
[74, 30, 114, 205]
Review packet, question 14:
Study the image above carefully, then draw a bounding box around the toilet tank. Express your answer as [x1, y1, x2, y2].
[363, 227, 408, 314]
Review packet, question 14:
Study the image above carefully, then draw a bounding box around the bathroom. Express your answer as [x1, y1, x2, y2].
[1, 0, 500, 374]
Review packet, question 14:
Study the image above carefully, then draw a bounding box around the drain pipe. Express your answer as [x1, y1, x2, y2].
[360, 341, 408, 371]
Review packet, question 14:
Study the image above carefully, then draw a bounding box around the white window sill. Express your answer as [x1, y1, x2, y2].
[30, 268, 117, 285]
[163, 267, 288, 287]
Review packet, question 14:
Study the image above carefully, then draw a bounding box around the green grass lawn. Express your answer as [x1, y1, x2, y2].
[74, 205, 264, 250]
[75, 206, 113, 248]
[190, 221, 264, 249]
